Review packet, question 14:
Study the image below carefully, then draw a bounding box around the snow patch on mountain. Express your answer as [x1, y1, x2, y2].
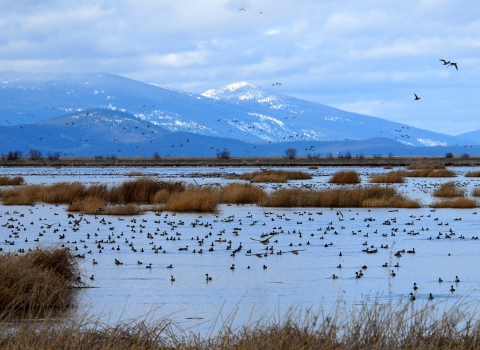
[417, 139, 447, 147]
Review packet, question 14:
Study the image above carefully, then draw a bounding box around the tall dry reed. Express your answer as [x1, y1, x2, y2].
[328, 170, 361, 184]
[466, 171, 480, 177]
[4, 299, 480, 349]
[0, 247, 83, 316]
[471, 187, 480, 197]
[260, 186, 420, 208]
[217, 183, 266, 204]
[239, 170, 312, 183]
[433, 182, 465, 197]
[370, 172, 405, 183]
[395, 169, 456, 177]
[164, 187, 218, 212]
[0, 176, 24, 186]
[430, 198, 477, 208]
[407, 162, 446, 170]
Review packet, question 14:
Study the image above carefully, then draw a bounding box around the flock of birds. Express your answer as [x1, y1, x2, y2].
[1, 169, 479, 307]
[413, 59, 459, 101]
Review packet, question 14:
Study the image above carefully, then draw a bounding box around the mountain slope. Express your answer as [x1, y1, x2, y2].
[0, 72, 474, 148]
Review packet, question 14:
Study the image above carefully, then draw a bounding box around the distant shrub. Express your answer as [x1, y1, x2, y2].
[356, 153, 365, 159]
[461, 153, 470, 159]
[408, 163, 445, 170]
[370, 173, 404, 183]
[6, 150, 22, 160]
[239, 170, 312, 183]
[47, 152, 60, 160]
[216, 150, 231, 159]
[153, 152, 160, 159]
[28, 149, 42, 160]
[445, 152, 454, 158]
[94, 155, 104, 160]
[466, 171, 480, 177]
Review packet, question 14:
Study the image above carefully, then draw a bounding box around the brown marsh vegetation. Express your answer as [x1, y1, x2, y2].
[370, 172, 405, 183]
[238, 170, 312, 183]
[3, 300, 480, 349]
[466, 171, 480, 177]
[430, 198, 477, 208]
[433, 182, 466, 197]
[328, 170, 361, 184]
[259, 186, 420, 208]
[0, 175, 24, 186]
[388, 169, 456, 178]
[407, 162, 446, 170]
[471, 187, 480, 197]
[0, 247, 83, 317]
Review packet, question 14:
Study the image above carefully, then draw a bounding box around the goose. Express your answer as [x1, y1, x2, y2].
[206, 274, 212, 281]
[410, 293, 416, 301]
[429, 293, 434, 300]
[450, 285, 455, 292]
[170, 275, 175, 282]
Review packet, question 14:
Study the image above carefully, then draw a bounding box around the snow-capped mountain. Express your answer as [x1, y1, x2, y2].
[0, 72, 477, 157]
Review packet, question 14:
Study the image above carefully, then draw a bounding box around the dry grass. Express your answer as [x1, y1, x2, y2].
[0, 184, 42, 205]
[239, 170, 312, 183]
[328, 170, 361, 184]
[466, 171, 480, 177]
[4, 299, 480, 349]
[164, 187, 218, 212]
[307, 166, 318, 169]
[471, 187, 480, 197]
[430, 198, 477, 208]
[0, 247, 82, 316]
[394, 169, 456, 177]
[0, 176, 24, 186]
[217, 183, 266, 204]
[260, 186, 420, 208]
[407, 162, 446, 170]
[370, 172, 405, 183]
[433, 182, 466, 197]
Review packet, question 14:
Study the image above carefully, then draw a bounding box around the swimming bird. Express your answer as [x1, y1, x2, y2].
[429, 293, 434, 300]
[332, 274, 338, 279]
[206, 274, 212, 281]
[413, 282, 418, 291]
[410, 293, 416, 301]
[455, 276, 460, 283]
[171, 275, 175, 282]
[414, 93, 421, 101]
[438, 277, 443, 283]
[450, 285, 455, 292]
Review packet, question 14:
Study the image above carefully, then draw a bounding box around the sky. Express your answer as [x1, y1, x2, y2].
[1, 0, 480, 136]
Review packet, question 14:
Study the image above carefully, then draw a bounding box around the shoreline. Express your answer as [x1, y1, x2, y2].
[1, 156, 480, 168]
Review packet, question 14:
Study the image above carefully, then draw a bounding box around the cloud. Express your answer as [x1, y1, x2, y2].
[0, 0, 480, 134]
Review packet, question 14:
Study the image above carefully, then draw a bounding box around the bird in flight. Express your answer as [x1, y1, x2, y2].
[414, 93, 421, 100]
[439, 59, 450, 65]
[239, 7, 245, 11]
[449, 62, 458, 70]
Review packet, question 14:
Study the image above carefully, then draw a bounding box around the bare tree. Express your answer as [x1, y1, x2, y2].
[28, 149, 42, 160]
[284, 148, 297, 159]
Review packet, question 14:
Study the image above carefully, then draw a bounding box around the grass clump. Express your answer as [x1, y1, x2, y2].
[328, 170, 361, 184]
[395, 169, 456, 177]
[370, 172, 405, 183]
[471, 187, 480, 197]
[0, 247, 83, 316]
[0, 176, 24, 186]
[466, 171, 480, 177]
[260, 186, 420, 208]
[407, 162, 446, 170]
[239, 170, 312, 183]
[430, 198, 477, 208]
[217, 183, 266, 204]
[433, 181, 466, 197]
[164, 188, 218, 212]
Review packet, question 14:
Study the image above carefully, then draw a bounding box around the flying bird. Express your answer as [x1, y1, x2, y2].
[414, 93, 421, 100]
[439, 59, 450, 65]
[449, 62, 458, 70]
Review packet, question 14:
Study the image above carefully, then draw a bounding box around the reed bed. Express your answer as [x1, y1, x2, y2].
[466, 171, 480, 177]
[3, 299, 480, 349]
[370, 172, 405, 183]
[0, 175, 24, 186]
[260, 186, 420, 208]
[407, 162, 446, 170]
[0, 247, 83, 316]
[393, 169, 456, 177]
[433, 182, 466, 197]
[430, 198, 477, 208]
[164, 187, 218, 212]
[216, 183, 266, 204]
[328, 170, 361, 184]
[239, 170, 312, 183]
[471, 187, 480, 197]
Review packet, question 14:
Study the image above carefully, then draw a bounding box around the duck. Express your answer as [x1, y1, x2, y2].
[230, 264, 235, 270]
[410, 293, 416, 301]
[332, 274, 338, 279]
[413, 282, 418, 291]
[429, 293, 434, 300]
[170, 275, 175, 282]
[438, 277, 443, 283]
[455, 276, 460, 283]
[206, 273, 212, 281]
[450, 285, 455, 292]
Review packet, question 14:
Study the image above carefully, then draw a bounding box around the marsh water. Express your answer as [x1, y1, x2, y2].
[2, 166, 480, 332]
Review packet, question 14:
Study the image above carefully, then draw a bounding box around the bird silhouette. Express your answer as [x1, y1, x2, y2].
[414, 93, 421, 100]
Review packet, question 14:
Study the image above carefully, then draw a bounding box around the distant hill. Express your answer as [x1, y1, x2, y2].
[0, 72, 477, 157]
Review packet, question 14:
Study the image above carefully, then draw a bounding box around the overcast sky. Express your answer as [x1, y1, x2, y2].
[1, 0, 480, 135]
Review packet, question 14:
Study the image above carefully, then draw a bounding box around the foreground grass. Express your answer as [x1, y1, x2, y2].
[3, 299, 480, 349]
[0, 247, 83, 317]
[0, 176, 24, 186]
